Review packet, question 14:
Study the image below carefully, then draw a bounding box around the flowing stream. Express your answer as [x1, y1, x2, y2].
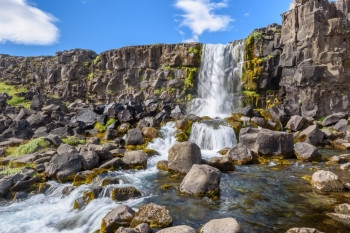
[1, 42, 350, 233]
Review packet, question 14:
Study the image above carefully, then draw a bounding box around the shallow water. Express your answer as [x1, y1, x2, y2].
[0, 122, 349, 233]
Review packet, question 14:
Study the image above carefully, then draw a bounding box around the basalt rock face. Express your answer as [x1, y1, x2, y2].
[279, 0, 350, 117]
[0, 43, 201, 105]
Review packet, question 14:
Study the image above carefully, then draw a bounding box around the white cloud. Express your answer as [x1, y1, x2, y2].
[175, 0, 233, 42]
[0, 0, 59, 45]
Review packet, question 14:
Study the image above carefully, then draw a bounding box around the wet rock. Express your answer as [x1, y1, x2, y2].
[134, 223, 152, 233]
[285, 228, 324, 233]
[239, 127, 294, 158]
[100, 158, 121, 170]
[200, 218, 242, 233]
[328, 154, 350, 164]
[332, 119, 349, 132]
[45, 152, 84, 182]
[204, 157, 235, 171]
[72, 168, 107, 186]
[298, 125, 325, 146]
[158, 225, 196, 233]
[311, 170, 345, 192]
[156, 160, 168, 171]
[110, 186, 142, 201]
[226, 143, 255, 165]
[294, 142, 321, 162]
[322, 112, 348, 127]
[122, 151, 148, 169]
[168, 142, 201, 174]
[101, 204, 136, 233]
[335, 203, 350, 215]
[340, 162, 350, 170]
[126, 129, 145, 145]
[81, 151, 100, 170]
[101, 177, 121, 186]
[130, 203, 172, 228]
[13, 191, 29, 200]
[179, 164, 220, 197]
[142, 127, 158, 140]
[327, 213, 350, 228]
[286, 115, 308, 132]
[232, 106, 254, 118]
[115, 227, 138, 233]
[74, 189, 101, 210]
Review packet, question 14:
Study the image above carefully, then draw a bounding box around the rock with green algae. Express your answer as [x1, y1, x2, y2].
[72, 168, 108, 186]
[110, 186, 141, 201]
[156, 160, 168, 172]
[122, 151, 148, 170]
[100, 204, 135, 233]
[74, 188, 101, 210]
[130, 203, 172, 228]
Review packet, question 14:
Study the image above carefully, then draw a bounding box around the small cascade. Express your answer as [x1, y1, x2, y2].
[189, 121, 237, 152]
[188, 41, 244, 118]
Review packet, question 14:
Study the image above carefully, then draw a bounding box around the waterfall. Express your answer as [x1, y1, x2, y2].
[189, 121, 237, 152]
[188, 41, 244, 118]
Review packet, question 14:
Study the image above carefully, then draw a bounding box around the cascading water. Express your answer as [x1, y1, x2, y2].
[188, 41, 244, 118]
[188, 41, 244, 152]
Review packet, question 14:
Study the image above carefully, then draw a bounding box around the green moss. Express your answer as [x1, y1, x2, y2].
[6, 138, 51, 157]
[0, 82, 31, 108]
[93, 56, 100, 66]
[319, 116, 326, 122]
[82, 61, 90, 68]
[154, 87, 165, 95]
[242, 91, 260, 106]
[188, 47, 199, 54]
[0, 162, 35, 175]
[73, 168, 107, 186]
[87, 73, 94, 80]
[62, 136, 86, 147]
[175, 131, 189, 142]
[94, 122, 106, 133]
[184, 67, 198, 88]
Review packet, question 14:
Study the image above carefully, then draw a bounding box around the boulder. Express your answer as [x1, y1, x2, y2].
[298, 125, 325, 146]
[158, 225, 197, 233]
[239, 128, 294, 158]
[268, 105, 289, 125]
[285, 228, 324, 233]
[81, 151, 100, 170]
[286, 115, 308, 132]
[179, 164, 221, 197]
[122, 151, 148, 169]
[232, 106, 254, 118]
[335, 203, 350, 215]
[1, 120, 33, 140]
[204, 157, 235, 171]
[332, 119, 349, 132]
[51, 126, 74, 138]
[294, 142, 321, 162]
[130, 203, 172, 228]
[168, 142, 201, 174]
[126, 129, 145, 145]
[105, 129, 118, 140]
[45, 152, 84, 182]
[340, 162, 350, 170]
[30, 94, 44, 111]
[142, 127, 159, 140]
[27, 112, 50, 129]
[226, 143, 255, 165]
[57, 144, 77, 154]
[200, 218, 242, 233]
[328, 154, 350, 164]
[110, 186, 142, 201]
[311, 170, 345, 192]
[71, 108, 100, 127]
[100, 204, 136, 233]
[322, 112, 348, 127]
[100, 158, 121, 170]
[134, 223, 152, 233]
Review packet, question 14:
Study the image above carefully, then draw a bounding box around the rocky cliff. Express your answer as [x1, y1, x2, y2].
[0, 43, 202, 105]
[279, 0, 350, 117]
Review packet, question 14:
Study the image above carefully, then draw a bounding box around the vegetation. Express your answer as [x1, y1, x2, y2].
[93, 56, 100, 66]
[82, 61, 90, 68]
[6, 138, 51, 156]
[93, 119, 116, 133]
[0, 82, 31, 108]
[188, 47, 199, 54]
[62, 136, 86, 146]
[154, 87, 165, 95]
[87, 73, 94, 80]
[0, 162, 35, 176]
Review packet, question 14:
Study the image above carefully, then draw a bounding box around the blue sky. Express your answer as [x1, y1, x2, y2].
[0, 0, 292, 56]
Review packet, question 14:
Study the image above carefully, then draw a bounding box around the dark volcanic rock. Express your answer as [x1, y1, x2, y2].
[125, 129, 144, 145]
[1, 120, 33, 140]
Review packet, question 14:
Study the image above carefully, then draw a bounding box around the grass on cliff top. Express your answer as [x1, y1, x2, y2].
[0, 82, 31, 108]
[6, 138, 51, 157]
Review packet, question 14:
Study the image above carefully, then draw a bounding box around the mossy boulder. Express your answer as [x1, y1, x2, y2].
[130, 203, 172, 228]
[100, 204, 135, 233]
[72, 168, 108, 186]
[156, 160, 168, 172]
[73, 189, 101, 210]
[142, 127, 159, 140]
[110, 186, 141, 201]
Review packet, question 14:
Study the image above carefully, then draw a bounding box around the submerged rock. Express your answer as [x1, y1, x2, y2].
[158, 225, 196, 233]
[110, 186, 142, 201]
[294, 142, 321, 162]
[168, 142, 201, 174]
[179, 164, 220, 197]
[285, 228, 324, 233]
[204, 156, 235, 171]
[311, 170, 345, 192]
[200, 218, 242, 233]
[100, 204, 136, 233]
[130, 203, 172, 228]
